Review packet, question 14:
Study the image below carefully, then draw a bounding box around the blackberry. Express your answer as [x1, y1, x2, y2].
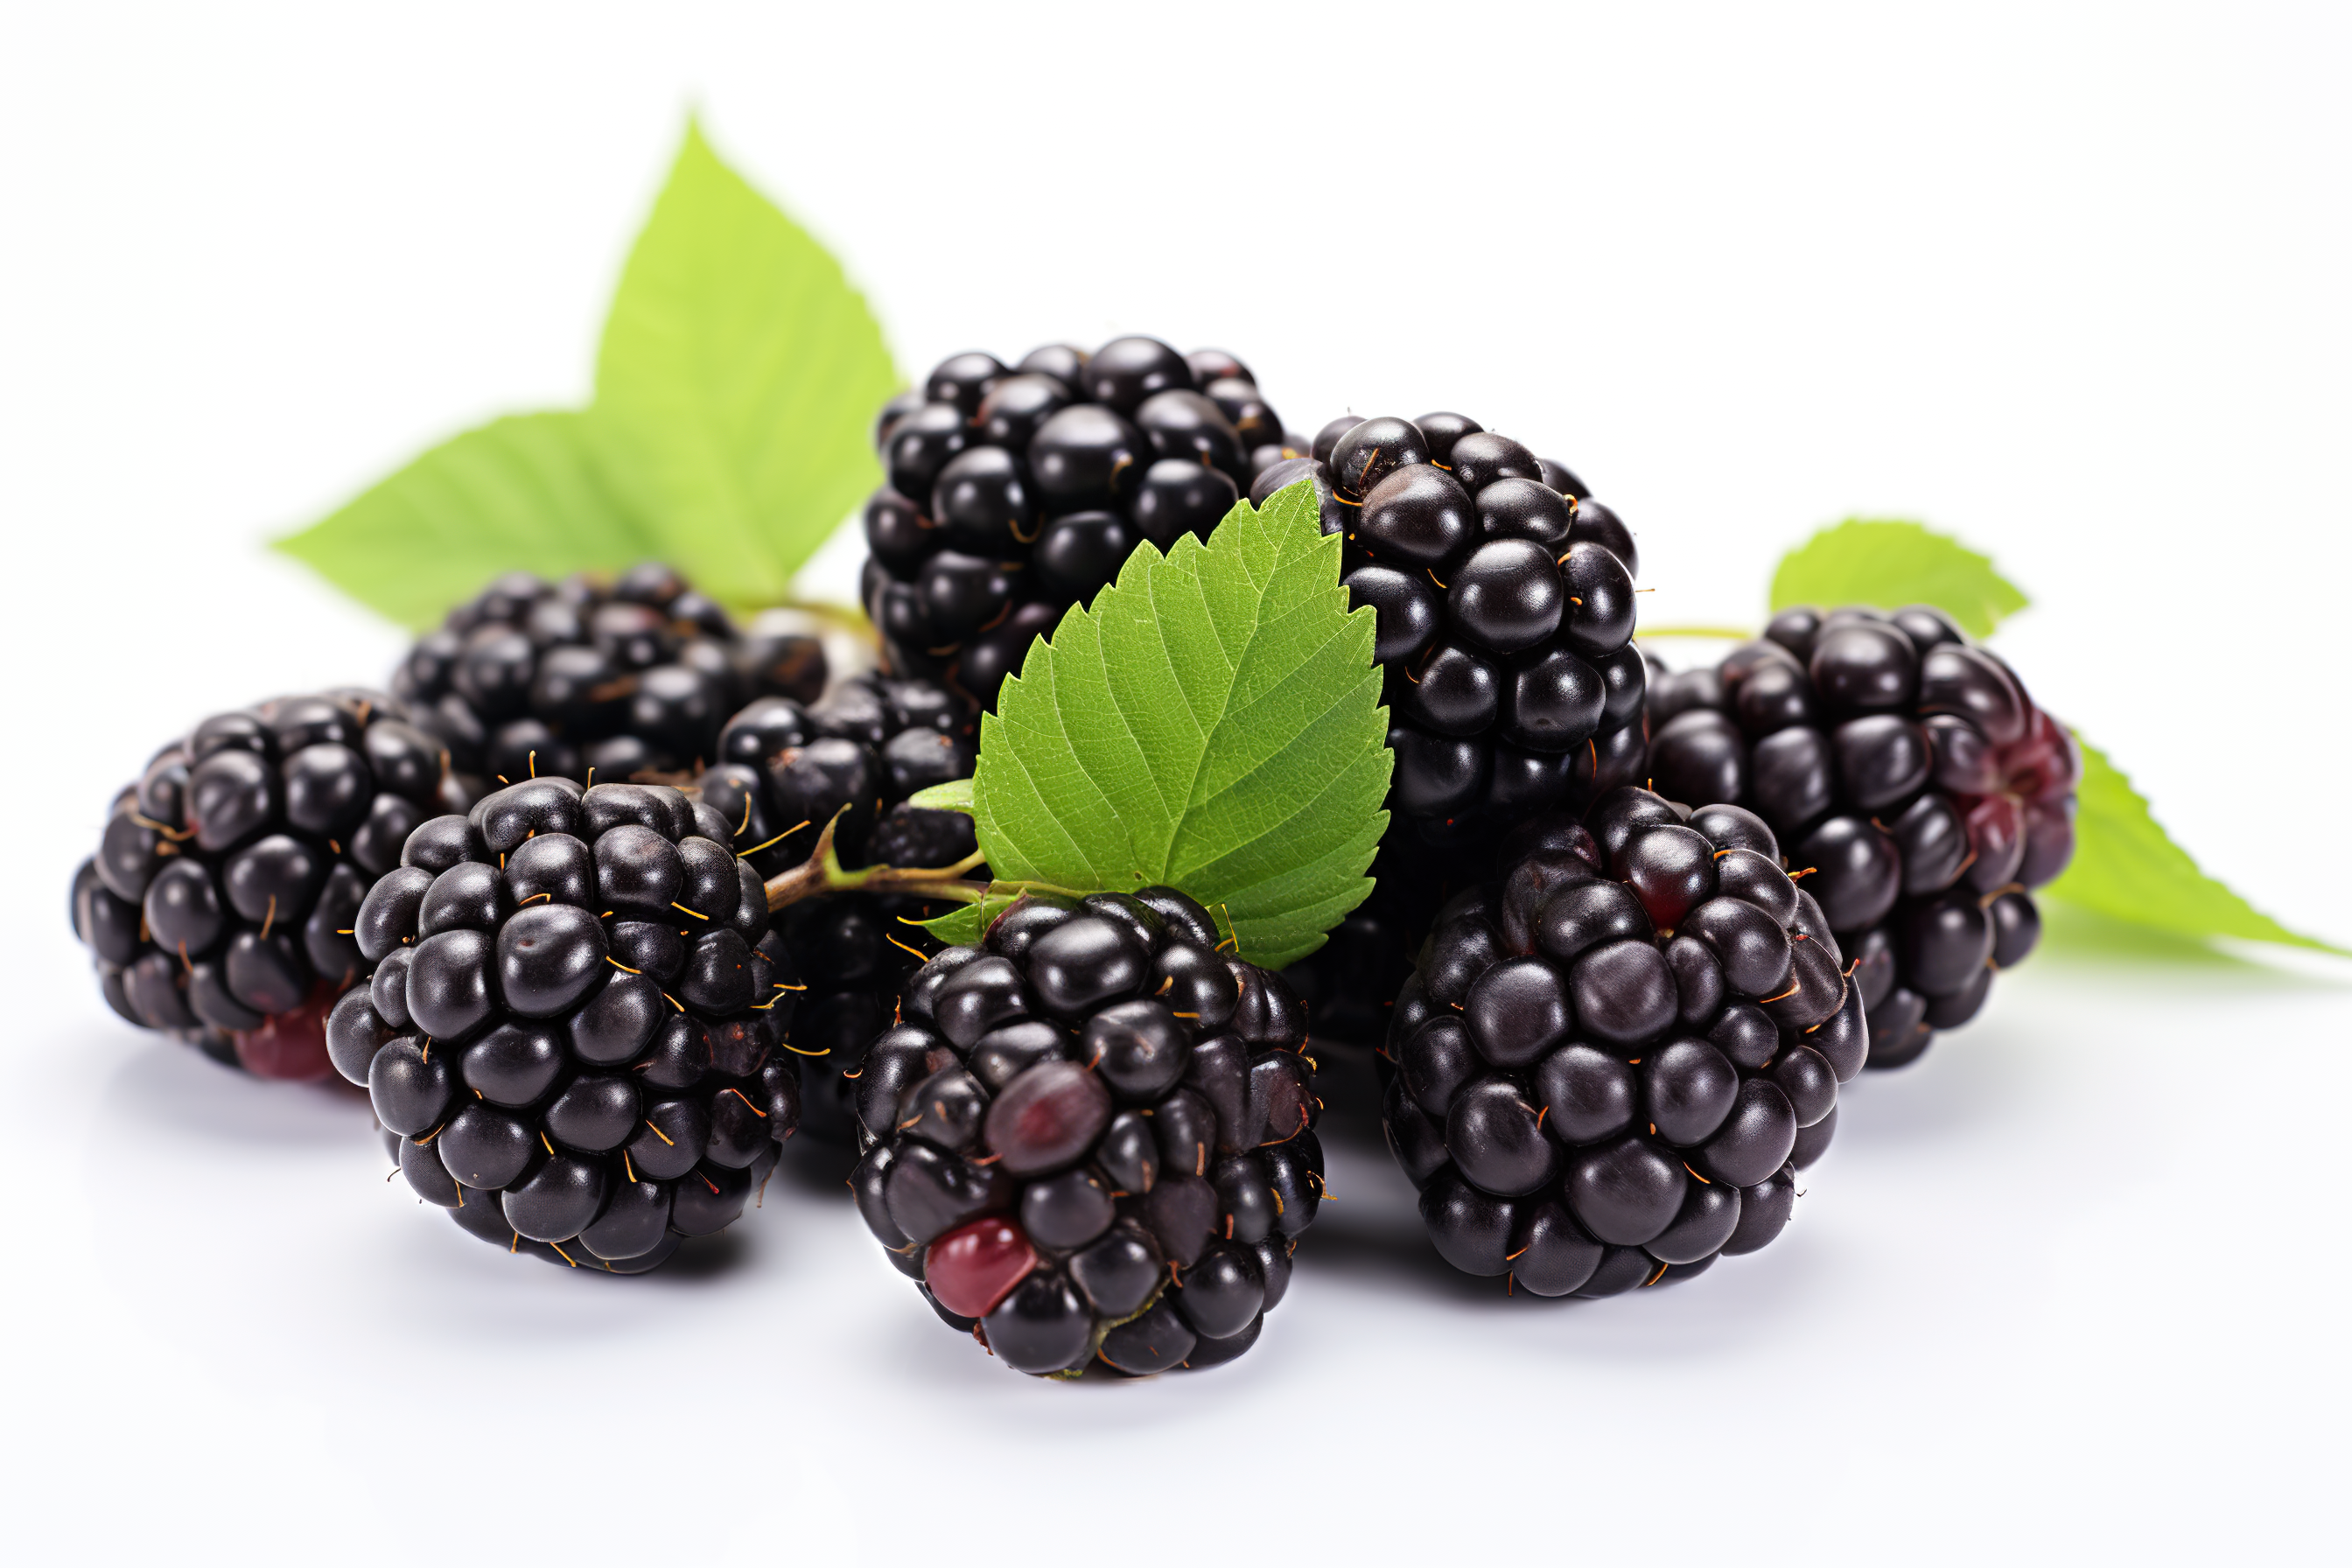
[1379, 789, 1863, 1295]
[848, 888, 1325, 1376]
[862, 337, 1298, 708]
[1643, 606, 2077, 1069]
[70, 689, 464, 1077]
[391, 564, 828, 791]
[691, 669, 985, 1140]
[324, 777, 802, 1270]
[1278, 412, 1643, 1040]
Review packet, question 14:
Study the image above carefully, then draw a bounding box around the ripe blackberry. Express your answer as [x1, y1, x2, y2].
[690, 671, 985, 1140]
[863, 338, 1298, 708]
[1277, 412, 1643, 1040]
[1380, 789, 1863, 1295]
[71, 689, 465, 1078]
[324, 777, 802, 1271]
[391, 564, 828, 792]
[848, 888, 1325, 1376]
[1644, 606, 2076, 1069]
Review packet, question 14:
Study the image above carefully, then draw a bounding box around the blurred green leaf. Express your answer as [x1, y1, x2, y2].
[2045, 738, 2347, 956]
[2032, 900, 2259, 969]
[589, 121, 897, 612]
[907, 778, 974, 814]
[970, 480, 1390, 970]
[272, 412, 651, 630]
[1770, 519, 2028, 638]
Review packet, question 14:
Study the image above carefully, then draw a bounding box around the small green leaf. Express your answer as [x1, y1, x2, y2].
[908, 779, 974, 814]
[2044, 738, 2347, 956]
[1769, 519, 2029, 638]
[970, 480, 1392, 970]
[272, 412, 653, 630]
[919, 892, 1018, 948]
[590, 121, 897, 611]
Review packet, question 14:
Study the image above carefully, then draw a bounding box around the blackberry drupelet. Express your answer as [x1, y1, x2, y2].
[1276, 411, 1644, 1041]
[325, 777, 802, 1271]
[849, 887, 1325, 1376]
[691, 671, 985, 1141]
[71, 689, 464, 1078]
[1644, 605, 2076, 1069]
[391, 564, 828, 793]
[863, 338, 1298, 708]
[1380, 788, 1864, 1296]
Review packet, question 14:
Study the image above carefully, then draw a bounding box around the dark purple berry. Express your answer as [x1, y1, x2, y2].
[1328, 417, 1431, 500]
[1082, 335, 1192, 414]
[1356, 464, 1474, 568]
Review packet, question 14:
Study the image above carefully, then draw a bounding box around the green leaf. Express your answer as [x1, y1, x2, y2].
[920, 892, 1017, 949]
[969, 480, 1392, 970]
[1769, 519, 2029, 638]
[589, 120, 898, 611]
[907, 778, 974, 814]
[2032, 900, 2262, 969]
[2043, 738, 2347, 956]
[272, 412, 653, 630]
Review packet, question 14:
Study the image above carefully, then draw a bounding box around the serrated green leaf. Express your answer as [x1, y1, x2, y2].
[1769, 519, 2028, 638]
[272, 411, 654, 630]
[2041, 738, 2346, 956]
[970, 480, 1391, 970]
[589, 121, 897, 611]
[908, 779, 974, 814]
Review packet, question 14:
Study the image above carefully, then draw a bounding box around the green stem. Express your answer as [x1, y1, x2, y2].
[759, 807, 1081, 913]
[778, 598, 876, 638]
[721, 597, 878, 643]
[1635, 623, 1757, 640]
[761, 808, 989, 912]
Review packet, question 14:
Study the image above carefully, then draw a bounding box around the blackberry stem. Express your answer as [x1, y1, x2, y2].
[735, 597, 875, 639]
[1634, 624, 1756, 640]
[760, 805, 1076, 912]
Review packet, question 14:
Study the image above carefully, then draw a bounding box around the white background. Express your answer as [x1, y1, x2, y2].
[2, 4, 2346, 1564]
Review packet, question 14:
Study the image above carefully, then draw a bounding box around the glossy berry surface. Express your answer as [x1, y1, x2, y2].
[859, 337, 1292, 714]
[326, 777, 802, 1272]
[390, 564, 829, 794]
[691, 671, 982, 1143]
[849, 887, 1323, 1377]
[1380, 789, 1862, 1296]
[1284, 410, 1643, 1043]
[71, 688, 466, 1078]
[1643, 607, 2076, 1069]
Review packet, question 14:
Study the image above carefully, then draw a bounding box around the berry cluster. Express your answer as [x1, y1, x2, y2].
[71, 690, 463, 1077]
[690, 671, 982, 1139]
[324, 778, 801, 1271]
[1381, 789, 1864, 1296]
[1645, 606, 2076, 1068]
[848, 888, 1324, 1376]
[1261, 413, 1646, 832]
[863, 338, 1294, 706]
[392, 564, 827, 791]
[1269, 413, 1644, 1043]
